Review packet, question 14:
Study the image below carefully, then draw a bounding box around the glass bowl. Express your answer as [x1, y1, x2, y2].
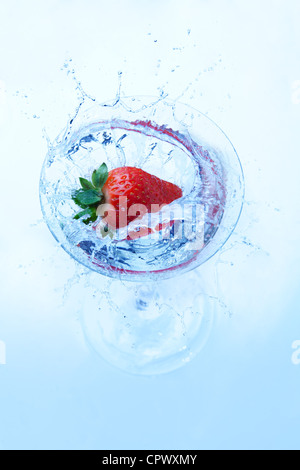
[40, 96, 244, 282]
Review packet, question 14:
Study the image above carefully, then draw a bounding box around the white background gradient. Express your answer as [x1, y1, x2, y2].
[0, 0, 300, 450]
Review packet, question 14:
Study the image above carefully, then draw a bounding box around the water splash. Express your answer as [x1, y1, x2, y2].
[37, 62, 247, 374]
[40, 92, 243, 281]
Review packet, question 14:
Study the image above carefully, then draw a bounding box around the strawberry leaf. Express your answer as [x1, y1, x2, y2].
[72, 162, 108, 225]
[92, 163, 108, 190]
[75, 189, 102, 206]
[74, 207, 98, 225]
[74, 208, 92, 220]
[72, 190, 88, 209]
[79, 177, 94, 190]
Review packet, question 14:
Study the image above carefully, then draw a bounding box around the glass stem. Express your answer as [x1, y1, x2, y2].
[135, 284, 158, 310]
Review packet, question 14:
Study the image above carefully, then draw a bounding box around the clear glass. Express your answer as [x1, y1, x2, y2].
[40, 96, 244, 374]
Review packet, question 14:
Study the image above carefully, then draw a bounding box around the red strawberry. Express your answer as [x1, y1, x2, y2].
[72, 163, 182, 230]
[102, 167, 182, 229]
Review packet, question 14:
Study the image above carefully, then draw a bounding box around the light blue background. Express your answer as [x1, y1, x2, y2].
[0, 0, 300, 450]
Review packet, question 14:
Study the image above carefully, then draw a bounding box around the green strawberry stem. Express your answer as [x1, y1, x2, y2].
[72, 162, 108, 225]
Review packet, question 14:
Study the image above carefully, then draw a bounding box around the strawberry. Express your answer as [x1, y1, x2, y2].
[102, 167, 182, 229]
[72, 163, 182, 230]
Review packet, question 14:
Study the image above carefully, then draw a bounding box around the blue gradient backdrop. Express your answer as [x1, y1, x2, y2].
[0, 0, 299, 450]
